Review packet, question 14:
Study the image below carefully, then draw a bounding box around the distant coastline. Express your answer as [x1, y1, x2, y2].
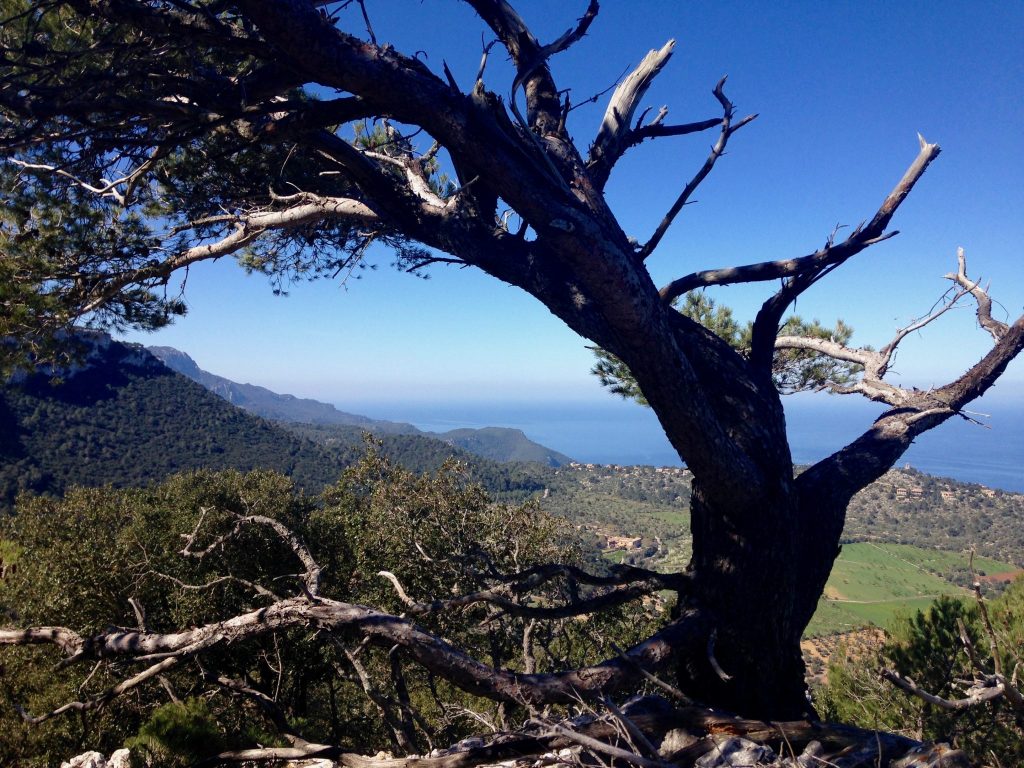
[343, 396, 1024, 494]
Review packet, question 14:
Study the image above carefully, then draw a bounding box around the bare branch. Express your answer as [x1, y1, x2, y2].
[748, 135, 941, 371]
[363, 150, 447, 208]
[588, 40, 676, 188]
[17, 657, 180, 724]
[772, 279, 974, 407]
[542, 722, 667, 768]
[797, 307, 1024, 516]
[376, 561, 686, 622]
[8, 157, 153, 205]
[207, 673, 310, 746]
[0, 626, 82, 655]
[344, 645, 416, 752]
[610, 643, 691, 703]
[875, 283, 972, 372]
[149, 571, 281, 601]
[179, 511, 322, 597]
[466, 0, 596, 135]
[80, 195, 379, 315]
[880, 669, 1006, 711]
[540, 1, 600, 60]
[0, 598, 707, 708]
[658, 232, 896, 303]
[639, 78, 757, 260]
[600, 697, 663, 762]
[945, 246, 1010, 341]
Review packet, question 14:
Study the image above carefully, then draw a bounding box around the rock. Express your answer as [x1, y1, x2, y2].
[891, 744, 972, 767]
[797, 740, 825, 767]
[61, 752, 106, 768]
[61, 750, 131, 768]
[695, 736, 777, 767]
[659, 727, 701, 757]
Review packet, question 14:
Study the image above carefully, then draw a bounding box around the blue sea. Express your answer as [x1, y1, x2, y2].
[346, 396, 1024, 494]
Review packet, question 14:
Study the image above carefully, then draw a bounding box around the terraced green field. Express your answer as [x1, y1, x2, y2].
[805, 542, 1017, 636]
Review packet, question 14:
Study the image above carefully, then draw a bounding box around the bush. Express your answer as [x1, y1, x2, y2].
[817, 581, 1024, 765]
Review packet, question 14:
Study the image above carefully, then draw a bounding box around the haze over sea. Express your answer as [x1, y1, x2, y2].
[347, 395, 1024, 494]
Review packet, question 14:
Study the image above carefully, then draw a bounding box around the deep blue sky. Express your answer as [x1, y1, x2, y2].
[122, 1, 1023, 409]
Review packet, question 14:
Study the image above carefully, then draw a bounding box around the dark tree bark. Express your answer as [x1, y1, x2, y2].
[1, 0, 1022, 726]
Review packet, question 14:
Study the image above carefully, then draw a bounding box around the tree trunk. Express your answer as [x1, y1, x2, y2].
[676, 479, 811, 720]
[591, 315, 827, 719]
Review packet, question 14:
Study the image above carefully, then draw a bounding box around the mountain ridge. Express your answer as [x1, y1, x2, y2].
[148, 345, 420, 435]
[0, 336, 550, 507]
[147, 345, 573, 467]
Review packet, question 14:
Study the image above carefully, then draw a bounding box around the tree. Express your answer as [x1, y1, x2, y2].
[819, 583, 1024, 765]
[0, 0, 1022, 731]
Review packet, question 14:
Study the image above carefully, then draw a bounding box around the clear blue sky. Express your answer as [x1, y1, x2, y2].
[122, 0, 1024, 409]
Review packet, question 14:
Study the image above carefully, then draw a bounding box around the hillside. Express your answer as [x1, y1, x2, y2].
[148, 345, 419, 434]
[148, 346, 572, 466]
[536, 462, 1024, 636]
[539, 462, 1024, 571]
[0, 338, 548, 508]
[426, 426, 572, 466]
[0, 338, 349, 505]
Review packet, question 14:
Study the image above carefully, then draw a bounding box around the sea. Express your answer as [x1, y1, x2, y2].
[346, 395, 1024, 494]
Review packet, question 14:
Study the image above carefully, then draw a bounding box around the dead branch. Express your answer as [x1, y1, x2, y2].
[0, 598, 707, 708]
[17, 657, 180, 724]
[149, 571, 281, 602]
[180, 509, 322, 597]
[207, 673, 311, 747]
[772, 269, 975, 406]
[77, 194, 379, 315]
[542, 722, 667, 768]
[946, 246, 1010, 341]
[343, 644, 417, 752]
[376, 562, 684, 622]
[880, 669, 1006, 711]
[540, 1, 600, 60]
[748, 135, 941, 371]
[659, 231, 897, 303]
[639, 78, 757, 260]
[588, 40, 676, 188]
[197, 696, 969, 768]
[661, 133, 940, 304]
[0, 509, 701, 714]
[600, 696, 662, 762]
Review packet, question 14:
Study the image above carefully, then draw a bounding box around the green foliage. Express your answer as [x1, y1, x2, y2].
[591, 293, 742, 406]
[125, 698, 225, 768]
[591, 291, 861, 402]
[773, 316, 859, 394]
[0, 451, 661, 765]
[353, 120, 456, 203]
[817, 585, 1024, 765]
[0, 342, 350, 507]
[0, 2, 439, 372]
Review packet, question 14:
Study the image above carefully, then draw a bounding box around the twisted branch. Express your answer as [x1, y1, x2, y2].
[945, 246, 1010, 341]
[639, 78, 757, 260]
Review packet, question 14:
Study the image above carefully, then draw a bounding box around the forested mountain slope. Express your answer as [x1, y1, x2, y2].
[149, 345, 420, 434]
[4, 337, 1021, 574]
[0, 340, 348, 505]
[0, 338, 547, 508]
[149, 346, 573, 466]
